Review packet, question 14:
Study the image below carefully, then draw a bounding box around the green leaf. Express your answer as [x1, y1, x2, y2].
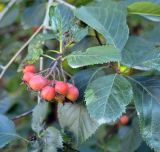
[118, 118, 142, 152]
[0, 114, 16, 148]
[22, 3, 46, 28]
[67, 45, 121, 68]
[26, 34, 55, 63]
[71, 68, 106, 101]
[121, 36, 160, 71]
[49, 4, 73, 35]
[58, 103, 99, 144]
[31, 102, 49, 134]
[75, 0, 129, 50]
[130, 76, 160, 152]
[128, 2, 160, 17]
[42, 127, 63, 152]
[85, 74, 133, 124]
[70, 26, 88, 42]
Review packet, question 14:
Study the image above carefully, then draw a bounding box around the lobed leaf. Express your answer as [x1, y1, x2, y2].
[67, 45, 121, 68]
[85, 74, 133, 124]
[42, 127, 63, 152]
[58, 103, 99, 144]
[121, 36, 160, 71]
[26, 34, 55, 63]
[31, 102, 49, 134]
[75, 0, 129, 50]
[130, 76, 160, 152]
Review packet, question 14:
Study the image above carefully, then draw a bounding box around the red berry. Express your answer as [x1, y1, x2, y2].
[66, 83, 79, 102]
[55, 81, 68, 96]
[23, 64, 36, 74]
[49, 80, 57, 86]
[119, 115, 129, 125]
[22, 72, 34, 83]
[29, 75, 48, 91]
[41, 86, 55, 101]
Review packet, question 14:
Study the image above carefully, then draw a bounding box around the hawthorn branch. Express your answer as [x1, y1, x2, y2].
[0, 0, 17, 22]
[56, 0, 76, 10]
[37, 0, 53, 103]
[0, 25, 43, 79]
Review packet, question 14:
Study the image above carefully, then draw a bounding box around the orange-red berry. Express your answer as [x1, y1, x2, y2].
[119, 115, 129, 125]
[29, 75, 48, 91]
[66, 83, 79, 102]
[22, 72, 34, 83]
[23, 64, 36, 74]
[55, 81, 68, 96]
[41, 86, 55, 101]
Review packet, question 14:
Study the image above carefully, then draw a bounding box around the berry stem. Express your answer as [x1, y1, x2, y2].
[45, 56, 62, 78]
[42, 54, 56, 61]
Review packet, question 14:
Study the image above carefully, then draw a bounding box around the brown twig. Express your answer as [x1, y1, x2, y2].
[0, 25, 43, 79]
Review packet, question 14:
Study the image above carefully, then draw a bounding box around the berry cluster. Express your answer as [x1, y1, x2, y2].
[22, 64, 79, 103]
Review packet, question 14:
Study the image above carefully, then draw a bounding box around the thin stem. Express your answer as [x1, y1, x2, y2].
[38, 0, 53, 104]
[42, 54, 56, 61]
[0, 25, 43, 79]
[56, 0, 76, 10]
[12, 108, 33, 121]
[60, 63, 66, 82]
[63, 70, 75, 84]
[56, 67, 61, 80]
[0, 132, 29, 143]
[59, 31, 63, 53]
[0, 0, 17, 22]
[48, 50, 60, 54]
[45, 56, 62, 78]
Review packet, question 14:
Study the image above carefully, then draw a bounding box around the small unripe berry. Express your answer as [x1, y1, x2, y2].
[55, 81, 68, 96]
[119, 115, 129, 125]
[29, 75, 47, 91]
[41, 86, 55, 101]
[66, 83, 79, 102]
[22, 72, 34, 83]
[23, 64, 36, 74]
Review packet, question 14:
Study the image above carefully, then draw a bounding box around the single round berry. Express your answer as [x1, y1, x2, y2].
[55, 81, 68, 96]
[23, 64, 36, 74]
[66, 83, 79, 102]
[29, 75, 48, 91]
[41, 86, 55, 101]
[119, 115, 129, 125]
[22, 72, 34, 83]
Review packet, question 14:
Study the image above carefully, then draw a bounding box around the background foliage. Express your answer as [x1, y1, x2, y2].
[0, 0, 160, 152]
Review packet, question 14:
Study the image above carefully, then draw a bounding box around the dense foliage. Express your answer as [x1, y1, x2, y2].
[0, 0, 160, 152]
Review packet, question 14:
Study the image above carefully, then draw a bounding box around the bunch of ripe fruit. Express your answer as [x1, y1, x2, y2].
[22, 64, 79, 102]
